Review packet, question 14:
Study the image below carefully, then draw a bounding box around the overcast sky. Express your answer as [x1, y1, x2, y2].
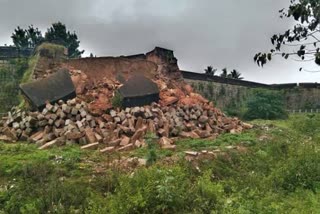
[1, 0, 320, 84]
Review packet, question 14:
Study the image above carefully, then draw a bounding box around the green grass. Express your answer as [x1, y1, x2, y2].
[1, 115, 320, 213]
[0, 55, 38, 113]
[176, 131, 257, 152]
[36, 42, 65, 57]
[20, 54, 38, 84]
[0, 143, 86, 177]
[132, 146, 174, 159]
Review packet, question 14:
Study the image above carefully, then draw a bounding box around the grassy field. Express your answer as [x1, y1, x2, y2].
[1, 114, 320, 213]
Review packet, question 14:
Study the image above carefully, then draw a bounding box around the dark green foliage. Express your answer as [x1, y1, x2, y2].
[0, 59, 29, 113]
[11, 25, 43, 49]
[225, 104, 247, 118]
[26, 25, 44, 48]
[220, 68, 228, 78]
[219, 68, 244, 79]
[106, 167, 193, 213]
[290, 114, 320, 140]
[11, 27, 29, 49]
[255, 0, 320, 68]
[204, 65, 217, 76]
[276, 152, 320, 193]
[229, 69, 243, 79]
[45, 22, 84, 58]
[244, 89, 288, 120]
[111, 91, 123, 109]
[11, 22, 84, 58]
[145, 133, 158, 166]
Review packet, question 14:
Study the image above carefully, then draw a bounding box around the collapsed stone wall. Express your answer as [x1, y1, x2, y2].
[0, 46, 252, 152]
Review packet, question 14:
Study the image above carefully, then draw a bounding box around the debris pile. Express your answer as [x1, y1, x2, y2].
[0, 95, 251, 151]
[0, 46, 253, 151]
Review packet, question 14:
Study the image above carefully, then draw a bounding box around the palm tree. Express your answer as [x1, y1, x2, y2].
[204, 66, 217, 76]
[220, 68, 228, 78]
[230, 69, 243, 80]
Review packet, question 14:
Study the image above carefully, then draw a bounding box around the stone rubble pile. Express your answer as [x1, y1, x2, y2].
[0, 96, 252, 152]
[0, 46, 254, 153]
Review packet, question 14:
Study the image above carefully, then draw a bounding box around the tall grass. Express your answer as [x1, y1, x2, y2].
[1, 116, 320, 213]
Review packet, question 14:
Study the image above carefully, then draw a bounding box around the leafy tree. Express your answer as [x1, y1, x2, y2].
[204, 66, 217, 76]
[220, 68, 228, 78]
[244, 89, 288, 120]
[219, 68, 244, 79]
[11, 27, 29, 49]
[26, 25, 43, 48]
[230, 69, 243, 79]
[11, 23, 83, 58]
[45, 22, 84, 58]
[11, 26, 43, 49]
[254, 0, 320, 70]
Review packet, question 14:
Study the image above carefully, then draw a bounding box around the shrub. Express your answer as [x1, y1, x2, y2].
[145, 133, 158, 166]
[191, 172, 225, 213]
[106, 166, 191, 214]
[244, 89, 288, 120]
[111, 91, 123, 109]
[271, 145, 320, 193]
[290, 114, 320, 139]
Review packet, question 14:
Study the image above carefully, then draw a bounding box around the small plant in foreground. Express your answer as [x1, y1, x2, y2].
[111, 91, 123, 109]
[145, 133, 158, 166]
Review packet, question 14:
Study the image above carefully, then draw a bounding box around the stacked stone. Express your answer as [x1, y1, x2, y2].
[0, 99, 98, 148]
[104, 102, 245, 140]
[0, 99, 251, 152]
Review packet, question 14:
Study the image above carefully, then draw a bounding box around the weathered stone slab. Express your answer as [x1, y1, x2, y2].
[20, 69, 76, 110]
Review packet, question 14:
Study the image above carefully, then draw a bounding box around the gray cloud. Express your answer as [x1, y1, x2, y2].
[1, 0, 320, 83]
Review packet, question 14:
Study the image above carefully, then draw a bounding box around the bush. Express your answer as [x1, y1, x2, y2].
[145, 133, 158, 166]
[106, 166, 191, 214]
[290, 114, 320, 138]
[279, 154, 320, 193]
[111, 91, 123, 109]
[244, 89, 288, 120]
